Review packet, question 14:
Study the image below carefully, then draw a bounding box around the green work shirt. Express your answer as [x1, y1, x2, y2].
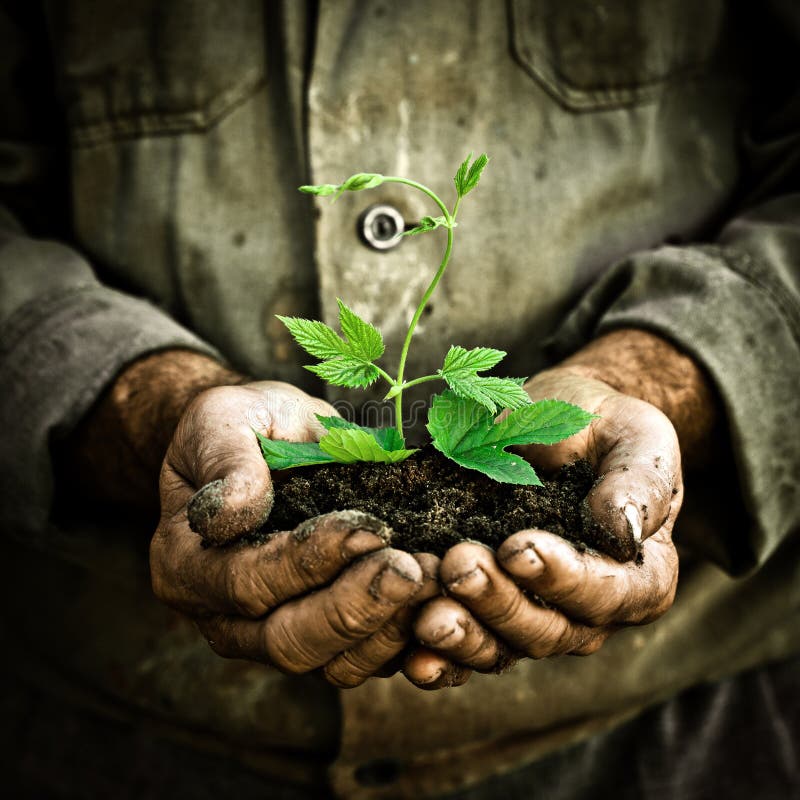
[0, 2, 798, 797]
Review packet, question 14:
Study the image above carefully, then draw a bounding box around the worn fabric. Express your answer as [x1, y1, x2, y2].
[4, 652, 798, 799]
[0, 1, 799, 798]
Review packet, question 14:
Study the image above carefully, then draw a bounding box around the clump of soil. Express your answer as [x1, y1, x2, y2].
[263, 448, 637, 562]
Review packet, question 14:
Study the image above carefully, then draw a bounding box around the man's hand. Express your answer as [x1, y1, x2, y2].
[150, 379, 438, 686]
[408, 329, 715, 681]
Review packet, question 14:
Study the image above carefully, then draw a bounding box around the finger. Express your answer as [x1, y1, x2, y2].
[441, 543, 608, 658]
[150, 510, 391, 617]
[498, 528, 679, 626]
[197, 548, 422, 671]
[161, 387, 275, 545]
[588, 396, 682, 545]
[263, 549, 423, 673]
[322, 553, 441, 688]
[403, 648, 473, 691]
[174, 383, 336, 545]
[245, 380, 338, 442]
[414, 597, 504, 671]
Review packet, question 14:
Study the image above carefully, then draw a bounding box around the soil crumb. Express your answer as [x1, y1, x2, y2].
[262, 449, 637, 561]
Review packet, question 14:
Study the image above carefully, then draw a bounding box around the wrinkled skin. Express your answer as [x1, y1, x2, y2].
[406, 367, 682, 687]
[150, 381, 442, 688]
[151, 372, 681, 690]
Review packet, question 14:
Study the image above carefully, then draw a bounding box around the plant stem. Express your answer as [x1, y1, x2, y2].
[373, 365, 396, 386]
[397, 374, 441, 391]
[382, 177, 458, 439]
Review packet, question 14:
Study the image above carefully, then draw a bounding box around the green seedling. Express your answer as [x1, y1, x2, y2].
[258, 155, 596, 485]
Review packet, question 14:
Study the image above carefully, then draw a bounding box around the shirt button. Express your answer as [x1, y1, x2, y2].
[358, 204, 404, 251]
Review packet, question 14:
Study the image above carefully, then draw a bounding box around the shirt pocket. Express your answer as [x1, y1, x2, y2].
[52, 0, 265, 146]
[509, 0, 725, 111]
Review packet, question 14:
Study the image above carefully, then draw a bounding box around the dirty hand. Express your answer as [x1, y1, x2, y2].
[150, 380, 438, 687]
[408, 328, 713, 682]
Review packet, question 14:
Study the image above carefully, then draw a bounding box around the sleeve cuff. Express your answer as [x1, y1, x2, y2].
[0, 283, 220, 541]
[548, 244, 800, 573]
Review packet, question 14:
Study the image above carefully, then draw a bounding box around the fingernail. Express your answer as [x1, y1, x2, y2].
[430, 623, 465, 648]
[448, 567, 489, 597]
[624, 504, 642, 543]
[417, 666, 443, 685]
[187, 479, 226, 535]
[375, 566, 418, 603]
[502, 545, 545, 579]
[341, 530, 387, 558]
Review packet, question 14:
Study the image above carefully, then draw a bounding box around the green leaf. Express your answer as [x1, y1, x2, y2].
[341, 173, 385, 192]
[439, 371, 531, 414]
[426, 390, 494, 455]
[454, 154, 471, 198]
[374, 426, 406, 452]
[402, 215, 454, 237]
[319, 428, 417, 464]
[256, 433, 335, 470]
[276, 316, 347, 360]
[337, 299, 384, 361]
[484, 399, 599, 446]
[440, 445, 541, 485]
[306, 357, 381, 388]
[465, 153, 489, 193]
[298, 183, 339, 196]
[441, 345, 506, 374]
[426, 391, 595, 485]
[454, 153, 489, 197]
[315, 415, 406, 451]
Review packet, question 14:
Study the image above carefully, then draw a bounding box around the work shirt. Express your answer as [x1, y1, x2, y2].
[0, 2, 798, 797]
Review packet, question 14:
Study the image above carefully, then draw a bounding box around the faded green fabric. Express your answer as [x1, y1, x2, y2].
[0, 1, 798, 798]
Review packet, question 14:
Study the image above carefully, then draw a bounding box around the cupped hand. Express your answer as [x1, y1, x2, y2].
[411, 367, 682, 675]
[150, 380, 437, 686]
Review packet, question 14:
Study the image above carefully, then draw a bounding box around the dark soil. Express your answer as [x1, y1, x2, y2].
[263, 448, 637, 562]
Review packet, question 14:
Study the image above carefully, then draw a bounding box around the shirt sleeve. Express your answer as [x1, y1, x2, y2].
[549, 199, 800, 574]
[0, 5, 222, 544]
[0, 210, 220, 544]
[548, 1, 800, 576]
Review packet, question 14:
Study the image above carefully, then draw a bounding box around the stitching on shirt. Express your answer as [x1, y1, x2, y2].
[69, 70, 267, 148]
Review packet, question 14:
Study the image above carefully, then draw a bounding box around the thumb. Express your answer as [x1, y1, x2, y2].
[587, 395, 682, 552]
[186, 443, 274, 546]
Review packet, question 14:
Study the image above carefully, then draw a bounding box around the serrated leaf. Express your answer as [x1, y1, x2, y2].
[439, 370, 531, 414]
[441, 345, 506, 374]
[483, 400, 598, 447]
[465, 153, 489, 193]
[319, 428, 417, 464]
[426, 391, 594, 485]
[306, 357, 380, 388]
[337, 299, 384, 361]
[454, 154, 471, 198]
[426, 390, 494, 455]
[276, 316, 348, 360]
[375, 426, 406, 452]
[427, 391, 539, 484]
[256, 432, 335, 470]
[298, 183, 339, 196]
[315, 415, 406, 451]
[435, 443, 542, 485]
[454, 153, 489, 197]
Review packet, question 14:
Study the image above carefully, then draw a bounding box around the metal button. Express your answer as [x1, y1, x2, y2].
[358, 204, 404, 251]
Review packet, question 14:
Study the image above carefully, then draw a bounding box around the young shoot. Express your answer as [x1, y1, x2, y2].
[258, 155, 596, 485]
